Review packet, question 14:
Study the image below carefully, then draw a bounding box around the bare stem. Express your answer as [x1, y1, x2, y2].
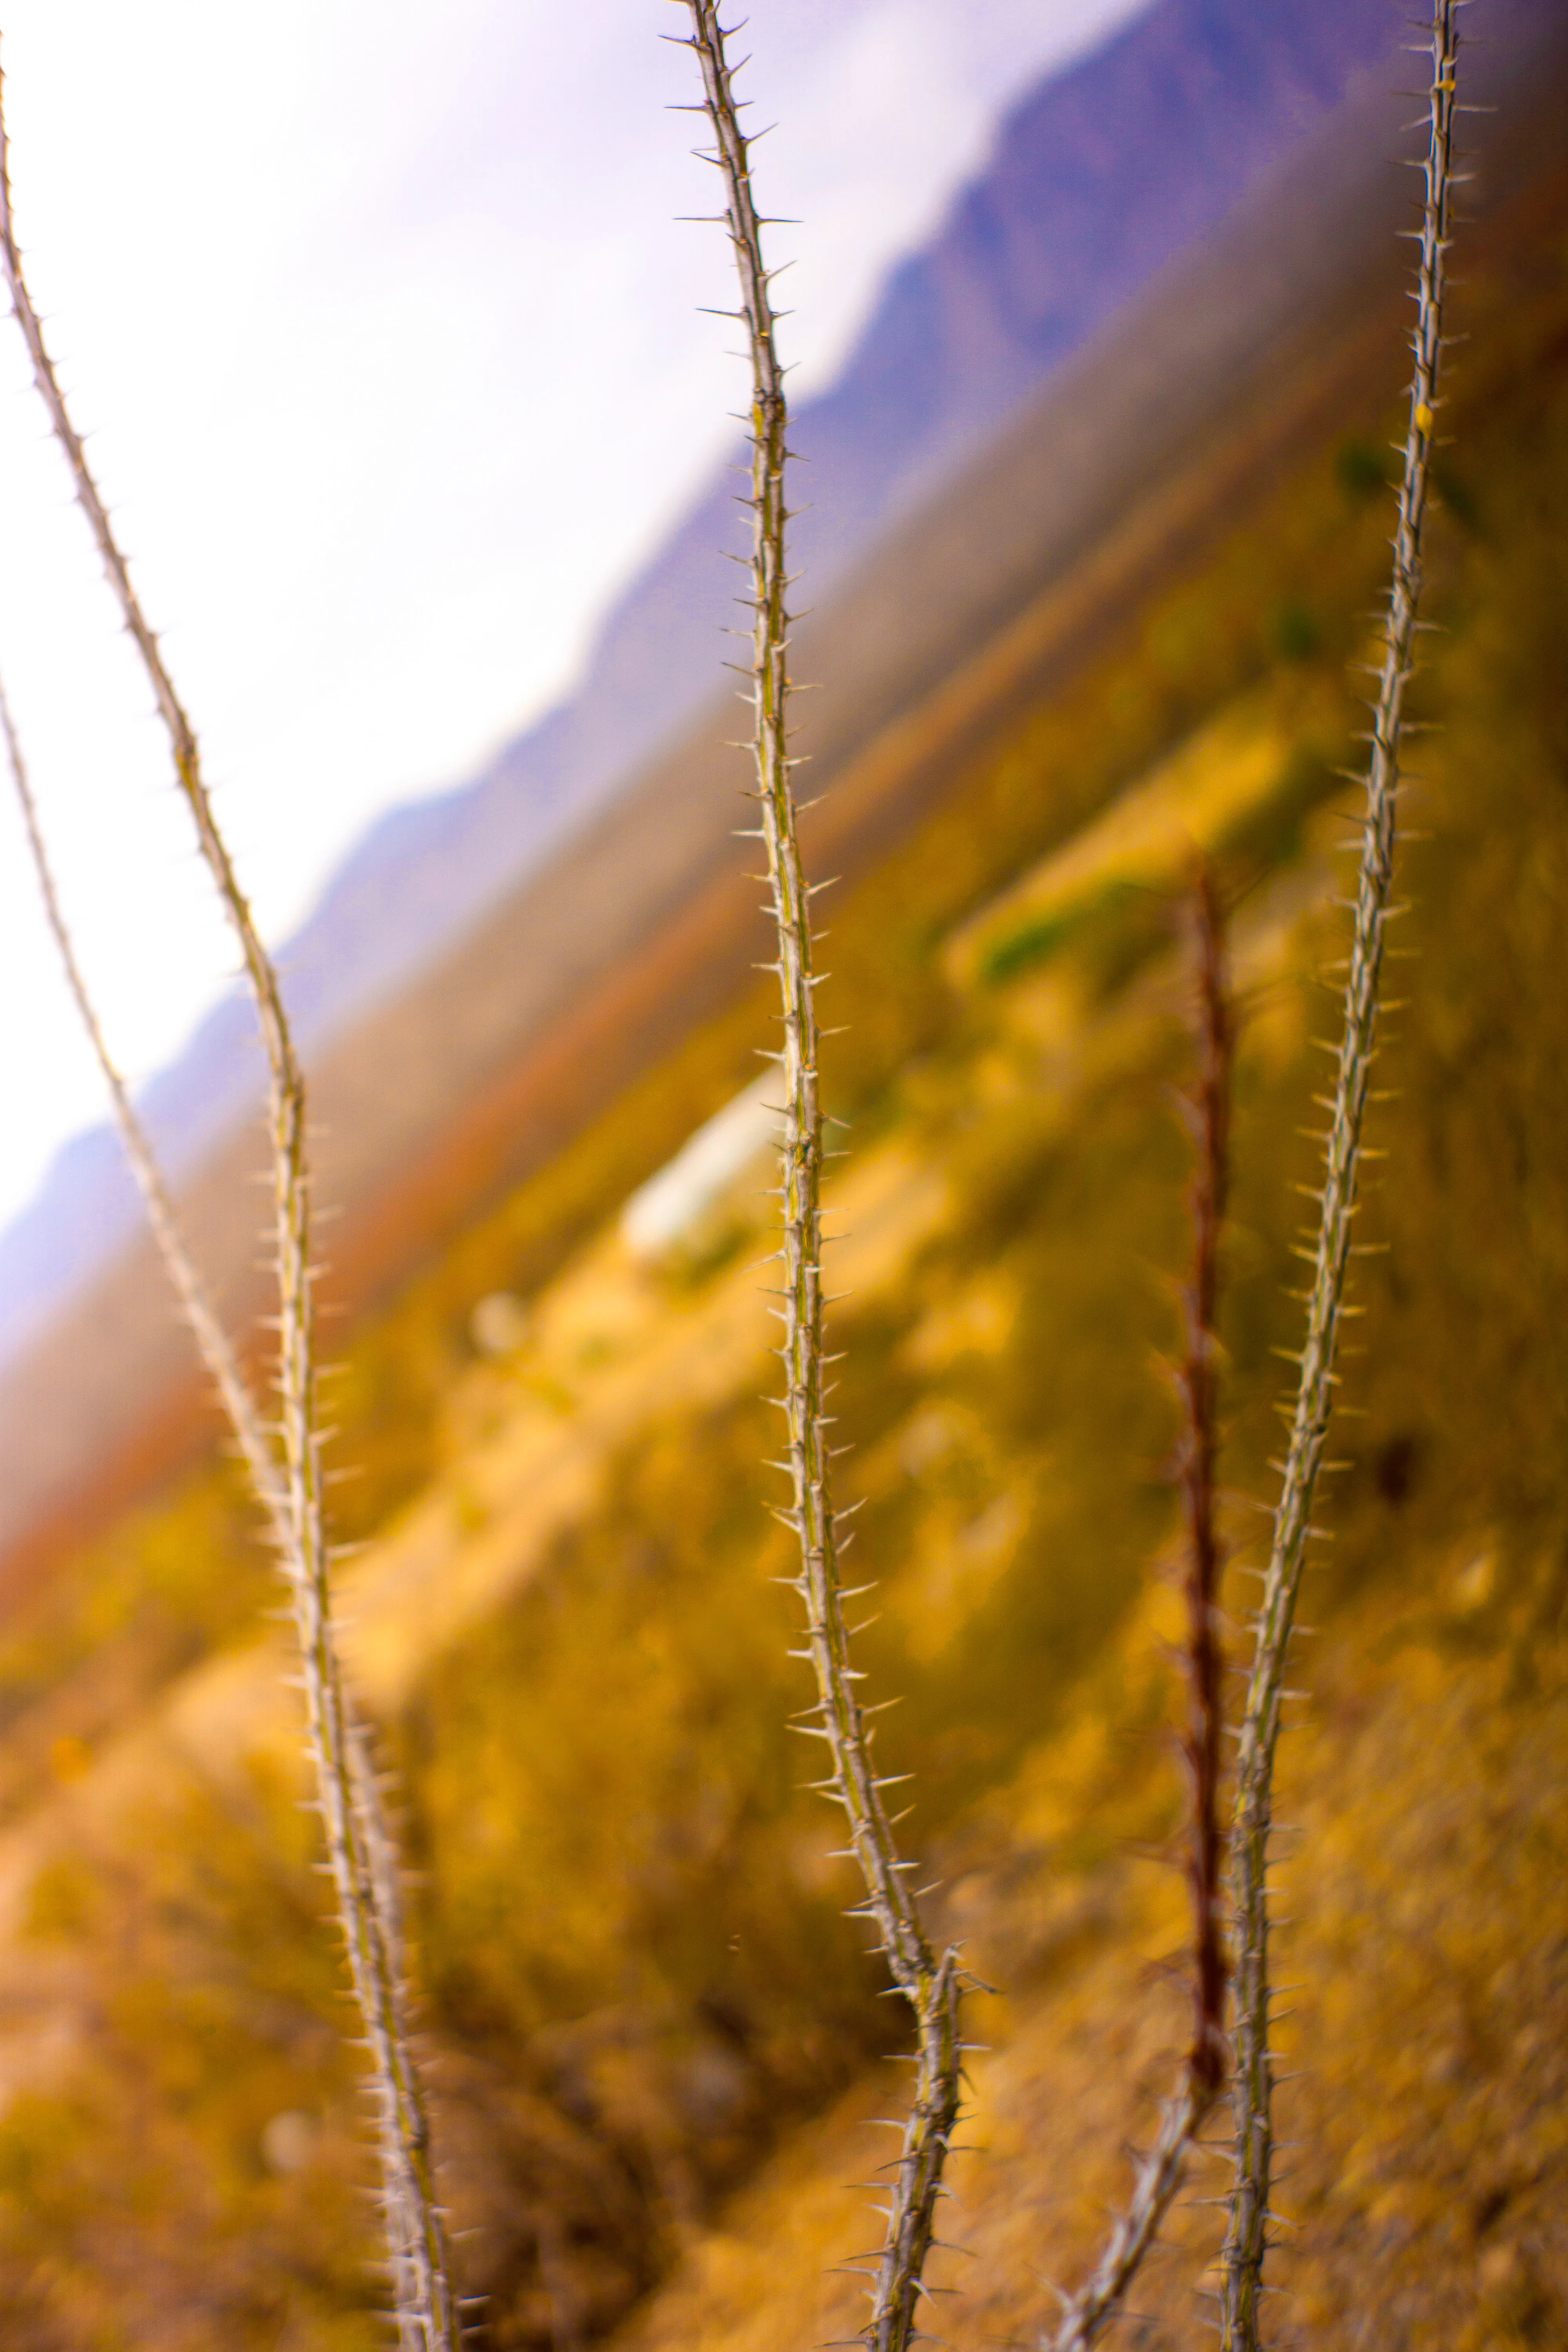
[677, 11, 962, 2349]
[1045, 872, 1233, 2352]
[0, 60, 455, 2350]
[1218, 11, 1460, 2346]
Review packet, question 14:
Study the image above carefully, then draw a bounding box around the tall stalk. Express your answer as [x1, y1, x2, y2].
[1219, 11, 1460, 2345]
[676, 12, 961, 2350]
[0, 61, 456, 2350]
[1045, 873, 1232, 2352]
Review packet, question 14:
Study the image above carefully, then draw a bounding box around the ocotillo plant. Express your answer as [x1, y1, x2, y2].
[0, 56, 457, 2352]
[675, 11, 963, 2352]
[1219, 8, 1462, 2347]
[1045, 873, 1233, 2352]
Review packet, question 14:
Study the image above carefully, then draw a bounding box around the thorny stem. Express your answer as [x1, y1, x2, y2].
[1, 671, 283, 1531]
[1045, 874, 1233, 2352]
[1, 675, 407, 2277]
[1049, 2087, 1208, 2352]
[0, 64, 456, 2352]
[678, 11, 962, 2350]
[1219, 10, 1460, 2346]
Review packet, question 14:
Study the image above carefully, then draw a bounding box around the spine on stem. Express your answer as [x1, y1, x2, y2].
[676, 12, 961, 2350]
[0, 63, 456, 2350]
[1219, 11, 1461, 2346]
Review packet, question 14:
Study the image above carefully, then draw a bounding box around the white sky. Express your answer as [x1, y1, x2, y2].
[0, 0, 1151, 1233]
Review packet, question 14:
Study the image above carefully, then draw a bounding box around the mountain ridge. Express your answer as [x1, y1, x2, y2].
[0, 0, 1414, 1364]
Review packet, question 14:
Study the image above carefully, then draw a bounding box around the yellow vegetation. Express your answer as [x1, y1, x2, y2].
[0, 215, 1561, 2351]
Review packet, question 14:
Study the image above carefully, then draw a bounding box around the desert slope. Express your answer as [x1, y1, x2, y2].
[0, 0, 1426, 1367]
[0, 243, 1563, 2337]
[0, 4, 1562, 1589]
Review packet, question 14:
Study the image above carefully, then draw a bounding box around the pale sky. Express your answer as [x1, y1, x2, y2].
[0, 0, 1152, 1233]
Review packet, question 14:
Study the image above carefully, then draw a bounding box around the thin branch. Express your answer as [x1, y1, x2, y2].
[1049, 2083, 1210, 2352]
[0, 670, 281, 1525]
[677, 12, 961, 2350]
[0, 58, 456, 2350]
[0, 670, 407, 2213]
[1219, 10, 1461, 2346]
[1044, 870, 1233, 2352]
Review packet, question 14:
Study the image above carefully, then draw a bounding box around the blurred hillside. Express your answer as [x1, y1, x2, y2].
[0, 0, 1422, 1376]
[0, 0, 1426, 1373]
[3, 0, 1563, 1597]
[0, 133, 1563, 2345]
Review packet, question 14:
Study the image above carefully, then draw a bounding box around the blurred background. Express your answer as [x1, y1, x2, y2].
[0, 0, 1146, 1234]
[0, 4, 1563, 2345]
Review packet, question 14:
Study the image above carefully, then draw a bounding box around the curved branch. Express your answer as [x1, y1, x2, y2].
[0, 61, 456, 2348]
[1219, 11, 1461, 2345]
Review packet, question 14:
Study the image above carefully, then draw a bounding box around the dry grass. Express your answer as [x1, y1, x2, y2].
[0, 198, 1559, 2351]
[617, 1577, 1568, 2352]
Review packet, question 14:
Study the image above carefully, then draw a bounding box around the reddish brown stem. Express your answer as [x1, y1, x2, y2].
[1178, 865, 1231, 2102]
[1045, 871, 1233, 2352]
